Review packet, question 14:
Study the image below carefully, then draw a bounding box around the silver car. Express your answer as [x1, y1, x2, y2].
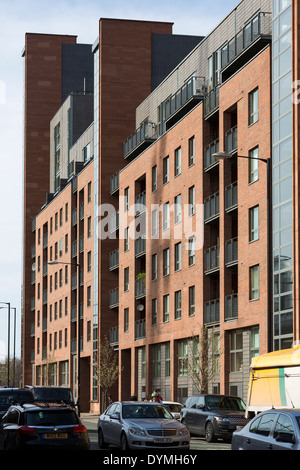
[98, 401, 190, 450]
[231, 409, 300, 450]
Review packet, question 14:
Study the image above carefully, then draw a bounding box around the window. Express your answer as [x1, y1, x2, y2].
[178, 339, 188, 376]
[59, 300, 62, 317]
[249, 87, 258, 125]
[163, 202, 170, 231]
[124, 227, 129, 252]
[152, 253, 157, 281]
[65, 265, 68, 284]
[124, 187, 129, 212]
[65, 203, 68, 222]
[250, 265, 260, 300]
[87, 286, 91, 307]
[59, 269, 62, 287]
[163, 156, 169, 184]
[175, 290, 182, 320]
[87, 217, 92, 238]
[189, 286, 195, 316]
[274, 413, 294, 439]
[124, 308, 129, 333]
[175, 242, 181, 272]
[188, 136, 195, 166]
[163, 248, 170, 276]
[152, 298, 157, 325]
[165, 343, 170, 377]
[250, 413, 277, 437]
[87, 321, 91, 342]
[189, 186, 195, 216]
[65, 234, 68, 253]
[88, 182, 92, 203]
[59, 238, 63, 257]
[175, 147, 181, 176]
[249, 205, 259, 242]
[174, 194, 181, 224]
[153, 345, 161, 378]
[188, 236, 195, 266]
[55, 213, 58, 231]
[59, 208, 63, 227]
[151, 209, 158, 238]
[65, 297, 68, 316]
[249, 146, 259, 183]
[124, 267, 129, 292]
[229, 330, 243, 372]
[152, 165, 157, 192]
[163, 294, 169, 322]
[87, 251, 92, 272]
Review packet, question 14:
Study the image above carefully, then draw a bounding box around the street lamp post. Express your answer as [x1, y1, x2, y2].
[48, 260, 81, 416]
[0, 302, 11, 387]
[212, 151, 272, 352]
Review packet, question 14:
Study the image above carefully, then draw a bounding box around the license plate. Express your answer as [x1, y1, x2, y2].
[153, 438, 172, 443]
[44, 433, 68, 439]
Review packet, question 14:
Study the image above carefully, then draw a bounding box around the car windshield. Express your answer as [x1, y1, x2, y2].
[206, 396, 246, 411]
[0, 391, 33, 407]
[26, 410, 79, 426]
[165, 404, 182, 413]
[33, 388, 73, 403]
[122, 404, 173, 419]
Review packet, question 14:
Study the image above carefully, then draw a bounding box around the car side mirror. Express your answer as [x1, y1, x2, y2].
[275, 433, 294, 444]
[197, 404, 205, 410]
[110, 412, 120, 420]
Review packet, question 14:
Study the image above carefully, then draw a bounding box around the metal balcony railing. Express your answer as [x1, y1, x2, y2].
[72, 208, 77, 226]
[109, 249, 119, 270]
[204, 192, 219, 221]
[225, 238, 238, 266]
[124, 122, 157, 159]
[204, 138, 219, 170]
[204, 86, 219, 116]
[135, 237, 146, 257]
[225, 181, 238, 211]
[135, 318, 146, 340]
[164, 76, 206, 122]
[225, 125, 237, 153]
[225, 293, 238, 321]
[204, 299, 220, 324]
[135, 191, 146, 215]
[110, 172, 119, 194]
[135, 279, 146, 299]
[204, 245, 220, 273]
[109, 288, 119, 308]
[109, 326, 119, 346]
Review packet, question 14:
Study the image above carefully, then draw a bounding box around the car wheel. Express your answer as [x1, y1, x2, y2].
[205, 421, 216, 442]
[98, 428, 108, 449]
[121, 433, 129, 450]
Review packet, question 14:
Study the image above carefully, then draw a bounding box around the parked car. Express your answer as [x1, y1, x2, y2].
[25, 386, 75, 408]
[0, 402, 90, 450]
[0, 388, 34, 420]
[98, 401, 190, 450]
[181, 394, 249, 442]
[232, 409, 300, 450]
[163, 401, 183, 420]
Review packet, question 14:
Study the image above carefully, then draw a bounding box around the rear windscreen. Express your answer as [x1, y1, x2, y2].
[26, 410, 79, 426]
[0, 391, 33, 406]
[33, 389, 73, 403]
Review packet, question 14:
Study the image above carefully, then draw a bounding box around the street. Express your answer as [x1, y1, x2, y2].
[81, 416, 231, 451]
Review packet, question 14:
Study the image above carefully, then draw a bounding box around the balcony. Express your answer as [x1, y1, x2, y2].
[109, 326, 119, 346]
[135, 191, 146, 215]
[135, 237, 146, 258]
[72, 208, 77, 226]
[124, 122, 157, 160]
[109, 249, 119, 271]
[43, 233, 48, 249]
[204, 138, 219, 171]
[109, 288, 119, 309]
[135, 278, 146, 299]
[110, 172, 119, 195]
[135, 318, 146, 340]
[71, 240, 77, 258]
[204, 245, 220, 273]
[225, 181, 238, 212]
[164, 76, 206, 128]
[204, 86, 219, 118]
[204, 192, 219, 222]
[42, 290, 47, 305]
[79, 203, 84, 220]
[221, 12, 272, 82]
[225, 125, 237, 154]
[204, 299, 220, 324]
[110, 211, 119, 232]
[225, 237, 238, 266]
[79, 236, 84, 253]
[225, 293, 238, 321]
[43, 262, 48, 277]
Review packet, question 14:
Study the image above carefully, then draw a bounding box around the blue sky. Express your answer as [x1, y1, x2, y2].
[0, 0, 239, 361]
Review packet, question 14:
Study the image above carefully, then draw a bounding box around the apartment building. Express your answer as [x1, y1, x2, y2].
[23, 0, 297, 412]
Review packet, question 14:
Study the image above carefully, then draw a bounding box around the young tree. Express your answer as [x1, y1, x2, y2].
[185, 326, 222, 394]
[98, 335, 120, 411]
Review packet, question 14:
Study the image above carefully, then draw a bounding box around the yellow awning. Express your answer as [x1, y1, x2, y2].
[250, 345, 300, 369]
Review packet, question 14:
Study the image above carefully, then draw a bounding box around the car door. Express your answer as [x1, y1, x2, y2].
[1, 408, 20, 450]
[106, 403, 122, 446]
[101, 403, 117, 444]
[245, 412, 278, 450]
[194, 396, 206, 436]
[182, 397, 198, 433]
[271, 413, 296, 450]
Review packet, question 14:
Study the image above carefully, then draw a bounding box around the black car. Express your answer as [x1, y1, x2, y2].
[0, 402, 90, 450]
[181, 394, 249, 442]
[0, 388, 34, 420]
[25, 386, 75, 409]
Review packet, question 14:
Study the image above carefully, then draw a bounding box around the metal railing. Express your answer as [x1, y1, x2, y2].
[225, 238, 238, 266]
[204, 138, 219, 170]
[124, 122, 157, 159]
[225, 125, 237, 153]
[225, 293, 238, 321]
[135, 318, 146, 340]
[109, 288, 119, 308]
[204, 245, 220, 272]
[225, 181, 238, 211]
[109, 249, 119, 270]
[204, 299, 220, 324]
[204, 192, 219, 221]
[164, 76, 206, 121]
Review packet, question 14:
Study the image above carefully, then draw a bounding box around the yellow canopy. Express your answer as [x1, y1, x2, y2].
[250, 345, 300, 370]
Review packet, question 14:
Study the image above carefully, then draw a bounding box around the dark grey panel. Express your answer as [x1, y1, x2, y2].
[62, 43, 94, 102]
[151, 33, 204, 91]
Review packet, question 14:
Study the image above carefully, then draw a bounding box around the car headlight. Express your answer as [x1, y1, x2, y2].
[178, 427, 189, 436]
[129, 427, 146, 436]
[215, 417, 230, 423]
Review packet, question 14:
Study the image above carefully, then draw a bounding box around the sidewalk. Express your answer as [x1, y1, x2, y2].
[80, 412, 99, 422]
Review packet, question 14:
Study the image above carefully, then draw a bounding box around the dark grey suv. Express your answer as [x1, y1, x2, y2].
[180, 394, 249, 442]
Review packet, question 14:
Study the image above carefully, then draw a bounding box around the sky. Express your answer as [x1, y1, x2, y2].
[0, 0, 239, 361]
